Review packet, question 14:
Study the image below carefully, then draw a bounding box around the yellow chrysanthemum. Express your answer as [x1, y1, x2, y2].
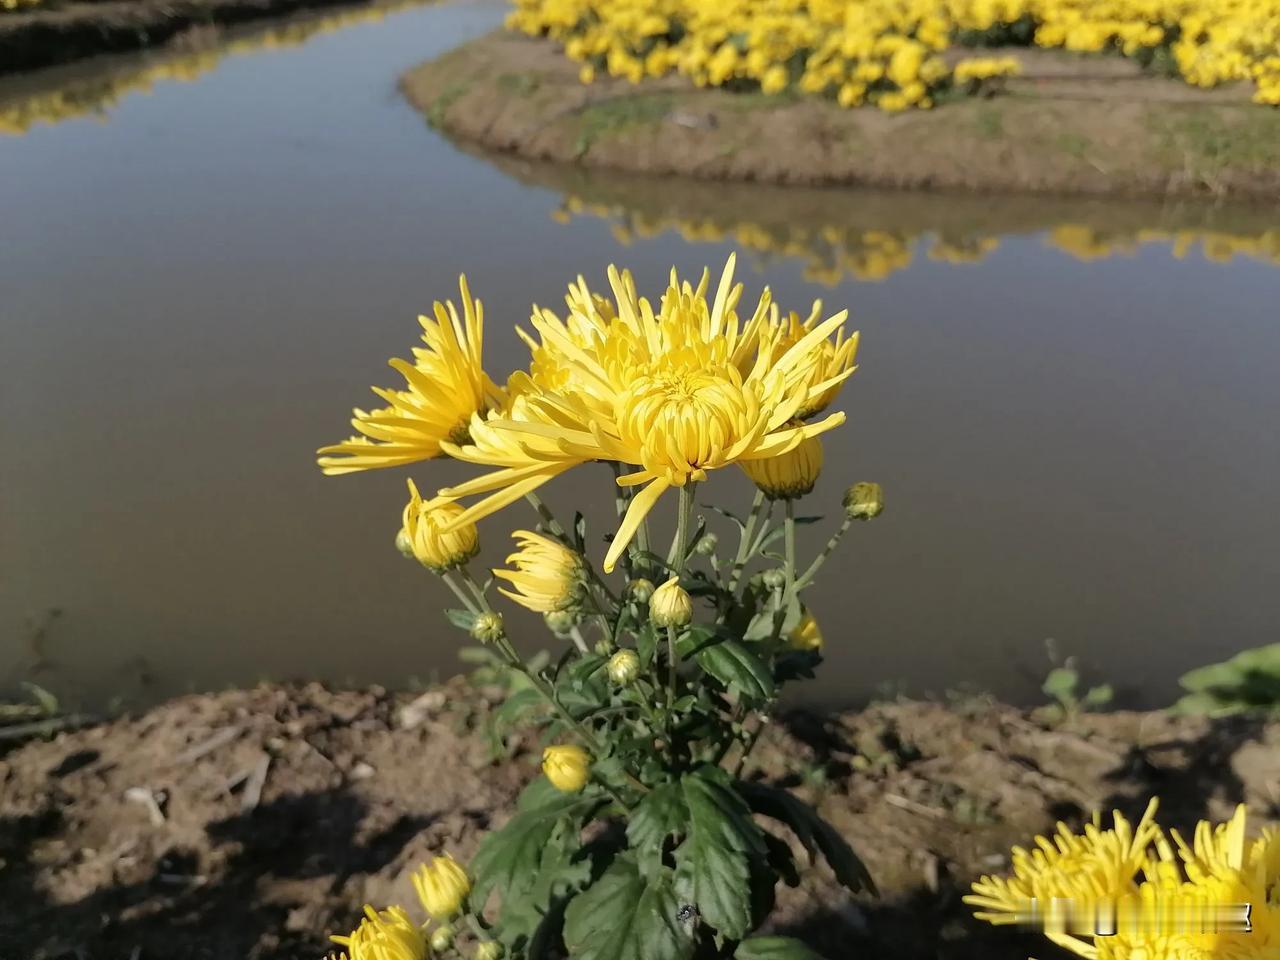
[317, 276, 503, 475]
[330, 905, 427, 960]
[741, 426, 822, 499]
[765, 304, 859, 419]
[969, 801, 1280, 960]
[440, 255, 856, 572]
[401, 480, 479, 572]
[493, 530, 584, 612]
[412, 853, 471, 921]
[788, 611, 823, 651]
[543, 744, 591, 792]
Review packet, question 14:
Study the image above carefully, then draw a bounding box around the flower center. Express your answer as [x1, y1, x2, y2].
[616, 363, 760, 481]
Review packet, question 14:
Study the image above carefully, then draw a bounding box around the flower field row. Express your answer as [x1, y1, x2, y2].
[506, 0, 1280, 110]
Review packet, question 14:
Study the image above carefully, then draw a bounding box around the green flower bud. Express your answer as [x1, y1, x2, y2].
[475, 942, 504, 960]
[430, 926, 455, 952]
[843, 482, 884, 520]
[761, 569, 787, 592]
[395, 529, 416, 559]
[594, 637, 616, 656]
[650, 577, 693, 629]
[607, 649, 641, 686]
[544, 610, 577, 635]
[470, 612, 505, 644]
[627, 578, 656, 604]
[694, 532, 718, 556]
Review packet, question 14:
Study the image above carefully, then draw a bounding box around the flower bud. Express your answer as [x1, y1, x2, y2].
[594, 637, 616, 657]
[401, 480, 479, 573]
[412, 853, 471, 921]
[761, 569, 787, 592]
[430, 926, 455, 952]
[843, 482, 884, 520]
[475, 942, 504, 960]
[543, 610, 577, 635]
[394, 529, 415, 559]
[470, 612, 505, 644]
[627, 578, 656, 604]
[788, 611, 823, 652]
[694, 532, 718, 556]
[742, 429, 823, 500]
[542, 744, 591, 792]
[649, 577, 693, 629]
[607, 649, 641, 686]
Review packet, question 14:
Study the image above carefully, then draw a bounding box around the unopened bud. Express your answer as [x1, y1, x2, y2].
[470, 612, 505, 644]
[628, 578, 655, 604]
[395, 529, 415, 559]
[650, 577, 693, 629]
[843, 482, 884, 520]
[430, 926, 455, 952]
[544, 610, 577, 635]
[475, 942, 504, 960]
[694, 532, 718, 556]
[594, 637, 616, 656]
[607, 649, 641, 686]
[761, 569, 787, 592]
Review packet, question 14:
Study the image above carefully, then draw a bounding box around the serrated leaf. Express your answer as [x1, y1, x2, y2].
[627, 782, 687, 867]
[446, 608, 478, 631]
[678, 766, 767, 939]
[736, 780, 876, 896]
[563, 857, 694, 960]
[735, 936, 828, 959]
[471, 791, 600, 912]
[680, 627, 775, 702]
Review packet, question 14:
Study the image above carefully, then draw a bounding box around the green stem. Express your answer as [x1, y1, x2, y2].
[440, 570, 479, 615]
[568, 624, 589, 654]
[727, 490, 767, 591]
[609, 461, 635, 581]
[783, 500, 797, 598]
[524, 492, 568, 541]
[731, 714, 768, 779]
[458, 567, 492, 612]
[795, 515, 853, 590]
[664, 485, 696, 703]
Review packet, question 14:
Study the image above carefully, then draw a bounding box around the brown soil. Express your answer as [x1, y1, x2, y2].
[3, 680, 1278, 959]
[400, 31, 1280, 201]
[0, 0, 402, 74]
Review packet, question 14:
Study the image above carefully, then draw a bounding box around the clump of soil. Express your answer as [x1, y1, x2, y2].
[401, 31, 1280, 200]
[1, 680, 1277, 959]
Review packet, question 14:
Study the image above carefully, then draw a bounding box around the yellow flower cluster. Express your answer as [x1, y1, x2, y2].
[551, 194, 1280, 283]
[331, 855, 473, 960]
[968, 800, 1280, 959]
[507, 0, 1280, 109]
[318, 254, 858, 574]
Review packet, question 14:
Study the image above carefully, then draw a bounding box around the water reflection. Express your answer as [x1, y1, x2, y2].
[0, 0, 435, 135]
[493, 155, 1280, 282]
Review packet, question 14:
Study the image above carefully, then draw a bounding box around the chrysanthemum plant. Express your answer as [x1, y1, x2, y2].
[320, 254, 882, 960]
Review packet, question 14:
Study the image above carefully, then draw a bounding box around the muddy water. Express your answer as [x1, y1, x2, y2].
[3, 0, 1280, 712]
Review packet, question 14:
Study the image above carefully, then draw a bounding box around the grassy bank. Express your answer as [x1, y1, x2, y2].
[402, 31, 1280, 200]
[2, 679, 1276, 958]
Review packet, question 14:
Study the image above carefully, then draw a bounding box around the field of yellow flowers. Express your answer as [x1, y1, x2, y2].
[507, 0, 1280, 110]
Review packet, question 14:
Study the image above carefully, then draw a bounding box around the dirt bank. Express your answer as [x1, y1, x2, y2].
[0, 0, 421, 75]
[2, 680, 1277, 959]
[401, 31, 1280, 201]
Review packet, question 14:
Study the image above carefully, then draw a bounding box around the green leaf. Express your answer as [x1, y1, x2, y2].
[1042, 666, 1078, 702]
[446, 608, 478, 631]
[1082, 684, 1114, 708]
[563, 857, 694, 960]
[627, 782, 687, 870]
[735, 936, 828, 959]
[471, 790, 600, 912]
[492, 688, 549, 738]
[677, 766, 767, 940]
[736, 780, 876, 896]
[679, 627, 775, 702]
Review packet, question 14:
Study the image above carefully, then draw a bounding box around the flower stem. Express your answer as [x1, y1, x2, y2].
[795, 515, 853, 590]
[441, 570, 479, 615]
[457, 567, 491, 612]
[727, 490, 767, 591]
[524, 492, 568, 541]
[784, 500, 797, 598]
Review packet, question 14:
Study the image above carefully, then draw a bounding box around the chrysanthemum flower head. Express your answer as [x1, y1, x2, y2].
[493, 530, 584, 613]
[412, 852, 471, 921]
[741, 422, 823, 500]
[317, 276, 503, 475]
[401, 479, 479, 573]
[788, 611, 823, 651]
[330, 905, 426, 960]
[439, 255, 857, 572]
